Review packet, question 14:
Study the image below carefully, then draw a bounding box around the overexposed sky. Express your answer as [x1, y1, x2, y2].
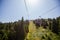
[0, 0, 60, 22]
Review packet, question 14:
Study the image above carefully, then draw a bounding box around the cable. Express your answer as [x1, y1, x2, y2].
[24, 0, 60, 19]
[40, 5, 60, 16]
[24, 0, 29, 19]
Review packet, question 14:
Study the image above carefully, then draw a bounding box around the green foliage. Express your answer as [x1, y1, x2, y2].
[25, 27, 60, 40]
[56, 16, 60, 33]
[0, 16, 60, 40]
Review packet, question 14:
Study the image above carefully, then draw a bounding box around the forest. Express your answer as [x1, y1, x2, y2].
[0, 16, 60, 40]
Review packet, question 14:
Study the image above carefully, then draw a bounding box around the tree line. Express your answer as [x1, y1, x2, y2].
[0, 16, 60, 40]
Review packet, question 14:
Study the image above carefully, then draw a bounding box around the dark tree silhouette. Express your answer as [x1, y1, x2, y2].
[52, 18, 58, 34]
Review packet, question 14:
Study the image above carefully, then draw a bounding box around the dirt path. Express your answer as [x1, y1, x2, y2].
[29, 21, 36, 32]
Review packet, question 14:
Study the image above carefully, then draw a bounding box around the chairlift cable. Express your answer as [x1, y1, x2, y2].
[40, 5, 60, 16]
[24, 0, 29, 20]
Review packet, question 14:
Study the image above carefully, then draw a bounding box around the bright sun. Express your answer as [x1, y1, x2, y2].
[26, 0, 39, 7]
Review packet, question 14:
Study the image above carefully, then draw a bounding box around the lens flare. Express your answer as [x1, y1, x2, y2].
[26, 0, 39, 7]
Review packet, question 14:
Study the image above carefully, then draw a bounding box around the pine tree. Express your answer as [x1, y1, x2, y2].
[52, 18, 58, 34]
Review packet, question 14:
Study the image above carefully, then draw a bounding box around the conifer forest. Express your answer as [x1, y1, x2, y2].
[0, 16, 60, 40]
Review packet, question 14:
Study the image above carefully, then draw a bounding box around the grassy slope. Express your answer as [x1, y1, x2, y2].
[25, 21, 60, 40]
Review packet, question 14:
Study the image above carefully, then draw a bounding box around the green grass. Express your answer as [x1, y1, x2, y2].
[25, 21, 60, 40]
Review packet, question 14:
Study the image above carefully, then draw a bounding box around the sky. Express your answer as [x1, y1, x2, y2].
[0, 0, 60, 22]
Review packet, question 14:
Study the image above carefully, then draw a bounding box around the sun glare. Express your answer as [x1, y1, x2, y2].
[26, 0, 39, 7]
